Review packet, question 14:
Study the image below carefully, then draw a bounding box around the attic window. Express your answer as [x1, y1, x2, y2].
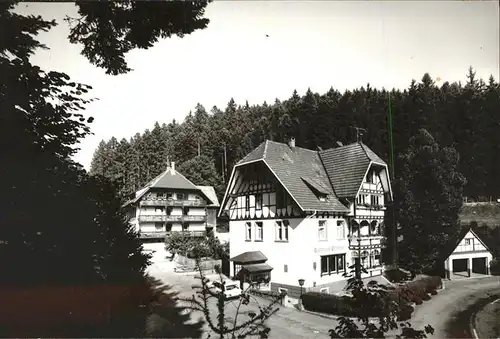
[301, 176, 330, 202]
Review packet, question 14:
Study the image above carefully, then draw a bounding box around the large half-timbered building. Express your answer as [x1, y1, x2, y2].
[123, 162, 219, 259]
[219, 138, 392, 296]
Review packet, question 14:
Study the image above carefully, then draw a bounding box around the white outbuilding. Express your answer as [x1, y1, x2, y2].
[444, 228, 493, 279]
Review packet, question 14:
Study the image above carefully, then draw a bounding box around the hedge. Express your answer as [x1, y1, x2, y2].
[302, 292, 356, 317]
[302, 276, 442, 320]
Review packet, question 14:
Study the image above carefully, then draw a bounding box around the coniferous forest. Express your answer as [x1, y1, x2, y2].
[90, 68, 500, 203]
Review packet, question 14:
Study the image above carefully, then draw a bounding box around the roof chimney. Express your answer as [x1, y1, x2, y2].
[289, 137, 295, 148]
[171, 161, 175, 174]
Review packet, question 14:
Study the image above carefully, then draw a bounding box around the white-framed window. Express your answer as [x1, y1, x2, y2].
[372, 249, 381, 267]
[284, 264, 288, 273]
[320, 287, 329, 294]
[318, 220, 327, 241]
[356, 194, 368, 205]
[255, 221, 263, 241]
[154, 222, 164, 230]
[366, 170, 374, 183]
[336, 220, 345, 239]
[370, 195, 380, 206]
[275, 220, 289, 242]
[245, 222, 252, 241]
[177, 193, 185, 200]
[320, 254, 346, 276]
[255, 194, 263, 210]
[361, 250, 369, 267]
[465, 238, 471, 245]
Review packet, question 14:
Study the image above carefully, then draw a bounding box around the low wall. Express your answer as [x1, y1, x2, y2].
[174, 254, 221, 271]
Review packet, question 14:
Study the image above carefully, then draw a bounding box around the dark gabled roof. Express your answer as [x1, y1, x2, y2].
[441, 227, 493, 261]
[302, 176, 330, 195]
[237, 141, 267, 165]
[150, 168, 199, 190]
[230, 251, 267, 263]
[122, 167, 215, 207]
[319, 142, 387, 198]
[263, 141, 350, 212]
[241, 263, 274, 273]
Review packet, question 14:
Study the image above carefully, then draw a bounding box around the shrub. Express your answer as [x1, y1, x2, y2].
[384, 268, 411, 283]
[302, 292, 358, 317]
[397, 303, 415, 321]
[399, 276, 441, 304]
[490, 258, 500, 275]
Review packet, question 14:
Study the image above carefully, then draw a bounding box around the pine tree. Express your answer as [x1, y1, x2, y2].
[90, 140, 108, 176]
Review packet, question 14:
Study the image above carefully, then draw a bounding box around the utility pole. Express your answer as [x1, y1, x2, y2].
[223, 142, 227, 183]
[387, 91, 398, 272]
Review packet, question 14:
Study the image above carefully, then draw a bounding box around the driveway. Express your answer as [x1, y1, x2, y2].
[147, 261, 338, 338]
[408, 276, 500, 338]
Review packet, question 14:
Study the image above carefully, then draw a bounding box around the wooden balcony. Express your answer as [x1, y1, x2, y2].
[182, 215, 206, 222]
[166, 230, 207, 238]
[139, 230, 207, 239]
[140, 199, 207, 207]
[348, 235, 386, 250]
[138, 215, 167, 222]
[139, 231, 169, 239]
[138, 215, 206, 223]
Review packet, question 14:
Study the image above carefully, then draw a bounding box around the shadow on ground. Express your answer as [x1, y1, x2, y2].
[444, 290, 500, 338]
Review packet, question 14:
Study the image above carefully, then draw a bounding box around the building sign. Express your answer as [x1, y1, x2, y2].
[314, 246, 346, 254]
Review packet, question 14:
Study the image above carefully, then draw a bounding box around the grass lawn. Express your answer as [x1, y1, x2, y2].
[475, 298, 500, 339]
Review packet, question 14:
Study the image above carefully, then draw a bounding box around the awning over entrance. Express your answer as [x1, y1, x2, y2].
[230, 250, 267, 264]
[241, 263, 273, 273]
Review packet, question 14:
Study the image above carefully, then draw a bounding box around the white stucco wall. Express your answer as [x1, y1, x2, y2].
[229, 217, 351, 288]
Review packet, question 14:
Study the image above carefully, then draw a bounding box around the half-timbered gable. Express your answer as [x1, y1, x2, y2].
[226, 160, 302, 220]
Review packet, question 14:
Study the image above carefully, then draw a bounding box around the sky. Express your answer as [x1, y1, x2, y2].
[19, 1, 500, 170]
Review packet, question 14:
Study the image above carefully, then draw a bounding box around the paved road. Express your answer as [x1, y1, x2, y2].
[147, 260, 338, 338]
[407, 276, 500, 338]
[149, 260, 500, 338]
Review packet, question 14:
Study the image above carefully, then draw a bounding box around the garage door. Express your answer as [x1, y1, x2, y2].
[472, 257, 487, 274]
[452, 258, 468, 272]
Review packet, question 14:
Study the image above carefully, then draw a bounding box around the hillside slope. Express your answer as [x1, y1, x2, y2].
[459, 203, 500, 227]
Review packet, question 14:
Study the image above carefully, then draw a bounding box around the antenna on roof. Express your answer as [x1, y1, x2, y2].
[351, 126, 367, 143]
